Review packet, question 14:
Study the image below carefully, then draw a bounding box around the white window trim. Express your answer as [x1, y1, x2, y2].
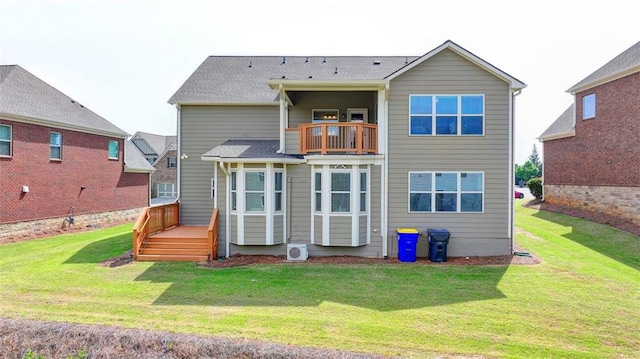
[244, 170, 266, 214]
[330, 170, 352, 215]
[408, 94, 485, 136]
[230, 170, 237, 213]
[274, 170, 284, 213]
[408, 171, 485, 213]
[0, 124, 12, 157]
[50, 132, 62, 160]
[157, 183, 177, 197]
[168, 156, 177, 168]
[582, 93, 596, 120]
[108, 140, 119, 160]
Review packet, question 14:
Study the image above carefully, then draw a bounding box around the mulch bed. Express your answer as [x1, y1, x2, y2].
[524, 200, 640, 237]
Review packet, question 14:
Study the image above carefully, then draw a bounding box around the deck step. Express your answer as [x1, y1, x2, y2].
[140, 248, 209, 256]
[136, 254, 209, 262]
[143, 242, 208, 250]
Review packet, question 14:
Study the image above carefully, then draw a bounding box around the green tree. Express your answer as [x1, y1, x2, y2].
[528, 144, 542, 176]
[515, 161, 539, 184]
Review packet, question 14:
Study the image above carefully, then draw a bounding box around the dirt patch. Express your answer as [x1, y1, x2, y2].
[524, 200, 640, 237]
[0, 317, 388, 359]
[99, 250, 134, 268]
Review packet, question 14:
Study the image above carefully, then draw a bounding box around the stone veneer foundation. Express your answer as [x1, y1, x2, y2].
[0, 208, 144, 240]
[544, 185, 640, 226]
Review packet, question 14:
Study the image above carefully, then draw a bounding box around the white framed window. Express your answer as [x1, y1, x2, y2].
[331, 172, 351, 213]
[583, 93, 596, 120]
[314, 171, 322, 212]
[347, 108, 368, 122]
[359, 171, 367, 212]
[274, 171, 283, 212]
[245, 171, 265, 212]
[409, 172, 483, 213]
[0, 124, 12, 157]
[167, 156, 177, 168]
[108, 140, 119, 159]
[230, 171, 237, 212]
[409, 95, 484, 136]
[50, 132, 62, 160]
[157, 183, 176, 197]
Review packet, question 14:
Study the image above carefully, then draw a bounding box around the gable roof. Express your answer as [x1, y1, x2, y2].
[538, 104, 575, 142]
[567, 40, 640, 94]
[131, 131, 176, 156]
[169, 40, 525, 105]
[0, 65, 128, 138]
[124, 139, 155, 173]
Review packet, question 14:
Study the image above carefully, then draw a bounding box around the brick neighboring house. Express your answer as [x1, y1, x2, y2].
[539, 40, 640, 226]
[0, 65, 154, 236]
[130, 131, 177, 199]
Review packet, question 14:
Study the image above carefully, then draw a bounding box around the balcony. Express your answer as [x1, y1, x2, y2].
[298, 122, 377, 155]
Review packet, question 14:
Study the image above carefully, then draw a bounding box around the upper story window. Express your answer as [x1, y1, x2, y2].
[582, 93, 596, 120]
[167, 156, 177, 168]
[409, 171, 484, 213]
[0, 124, 12, 157]
[50, 132, 62, 160]
[108, 140, 119, 159]
[409, 95, 484, 136]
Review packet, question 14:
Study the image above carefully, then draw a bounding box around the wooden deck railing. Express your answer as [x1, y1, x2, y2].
[208, 208, 219, 260]
[299, 122, 377, 155]
[132, 202, 180, 260]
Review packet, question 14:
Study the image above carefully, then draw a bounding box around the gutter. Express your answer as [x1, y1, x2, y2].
[175, 104, 182, 205]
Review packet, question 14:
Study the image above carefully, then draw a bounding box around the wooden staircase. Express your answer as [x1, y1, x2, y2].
[133, 203, 218, 262]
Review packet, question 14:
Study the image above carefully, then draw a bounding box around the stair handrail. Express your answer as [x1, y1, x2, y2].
[132, 207, 151, 261]
[207, 208, 219, 260]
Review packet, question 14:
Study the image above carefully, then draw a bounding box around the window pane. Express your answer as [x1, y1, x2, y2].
[50, 133, 61, 146]
[461, 193, 482, 212]
[410, 116, 432, 135]
[461, 116, 483, 135]
[331, 193, 350, 212]
[245, 172, 265, 191]
[583, 94, 595, 119]
[246, 193, 264, 211]
[410, 173, 431, 191]
[360, 192, 366, 212]
[331, 173, 350, 191]
[436, 116, 457, 135]
[410, 193, 431, 212]
[275, 193, 282, 211]
[410, 95, 432, 114]
[461, 96, 483, 114]
[275, 172, 283, 191]
[435, 173, 457, 191]
[314, 172, 321, 191]
[0, 142, 9, 156]
[360, 172, 367, 191]
[51, 147, 61, 159]
[461, 173, 483, 191]
[108, 140, 118, 158]
[231, 172, 237, 190]
[231, 193, 237, 210]
[436, 96, 457, 114]
[315, 193, 322, 212]
[435, 193, 457, 211]
[0, 125, 10, 140]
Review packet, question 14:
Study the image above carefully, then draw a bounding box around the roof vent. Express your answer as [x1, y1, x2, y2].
[248, 61, 252, 68]
[373, 60, 381, 65]
[322, 57, 327, 63]
[308, 75, 313, 79]
[334, 67, 338, 74]
[282, 57, 286, 64]
[281, 75, 286, 79]
[305, 57, 309, 63]
[405, 57, 408, 64]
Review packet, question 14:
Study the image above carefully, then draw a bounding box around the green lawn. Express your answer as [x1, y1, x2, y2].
[1, 202, 638, 358]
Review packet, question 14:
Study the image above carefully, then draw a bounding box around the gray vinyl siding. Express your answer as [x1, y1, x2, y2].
[387, 48, 511, 256]
[284, 131, 299, 154]
[359, 216, 367, 246]
[243, 216, 267, 245]
[313, 216, 322, 245]
[288, 91, 377, 128]
[328, 217, 352, 246]
[274, 215, 284, 244]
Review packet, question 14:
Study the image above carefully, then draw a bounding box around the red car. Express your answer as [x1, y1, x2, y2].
[514, 190, 525, 199]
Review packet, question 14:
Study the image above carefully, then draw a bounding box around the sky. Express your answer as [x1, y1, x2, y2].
[1, 0, 638, 165]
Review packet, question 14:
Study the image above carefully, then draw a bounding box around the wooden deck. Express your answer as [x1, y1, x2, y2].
[137, 226, 209, 262]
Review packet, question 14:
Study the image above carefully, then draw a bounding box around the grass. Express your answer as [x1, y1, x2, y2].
[1, 203, 639, 358]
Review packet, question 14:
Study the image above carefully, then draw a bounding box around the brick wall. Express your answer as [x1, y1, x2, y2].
[0, 119, 149, 224]
[543, 72, 640, 187]
[151, 149, 177, 196]
[544, 184, 640, 226]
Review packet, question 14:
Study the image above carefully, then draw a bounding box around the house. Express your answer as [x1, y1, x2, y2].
[130, 131, 177, 199]
[156, 40, 525, 260]
[0, 65, 154, 237]
[539, 40, 640, 226]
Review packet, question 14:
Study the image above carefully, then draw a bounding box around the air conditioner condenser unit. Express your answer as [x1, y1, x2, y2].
[287, 243, 308, 261]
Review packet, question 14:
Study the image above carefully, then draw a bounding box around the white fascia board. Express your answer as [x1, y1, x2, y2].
[386, 41, 527, 90]
[170, 102, 279, 106]
[566, 65, 640, 94]
[266, 79, 388, 91]
[0, 112, 129, 139]
[538, 130, 576, 142]
[124, 166, 155, 173]
[303, 155, 384, 166]
[200, 156, 306, 164]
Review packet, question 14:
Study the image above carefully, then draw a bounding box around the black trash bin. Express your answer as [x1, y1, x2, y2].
[427, 228, 450, 262]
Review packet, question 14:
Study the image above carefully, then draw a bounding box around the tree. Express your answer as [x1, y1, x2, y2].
[528, 144, 542, 176]
[515, 161, 539, 184]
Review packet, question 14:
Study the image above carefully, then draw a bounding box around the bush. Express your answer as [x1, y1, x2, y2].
[527, 177, 543, 199]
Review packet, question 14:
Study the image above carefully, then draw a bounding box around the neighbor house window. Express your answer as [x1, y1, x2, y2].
[409, 95, 484, 135]
[108, 140, 119, 159]
[50, 132, 62, 160]
[0, 124, 12, 157]
[583, 93, 596, 119]
[157, 183, 176, 197]
[167, 156, 176, 168]
[245, 171, 265, 212]
[409, 172, 483, 212]
[331, 172, 351, 212]
[274, 171, 283, 212]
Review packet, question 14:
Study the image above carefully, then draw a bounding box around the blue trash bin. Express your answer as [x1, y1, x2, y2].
[397, 228, 419, 262]
[427, 228, 450, 262]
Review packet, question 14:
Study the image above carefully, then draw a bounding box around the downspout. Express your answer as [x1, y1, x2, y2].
[382, 83, 389, 258]
[219, 161, 231, 258]
[509, 89, 522, 253]
[175, 104, 182, 204]
[277, 84, 286, 153]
